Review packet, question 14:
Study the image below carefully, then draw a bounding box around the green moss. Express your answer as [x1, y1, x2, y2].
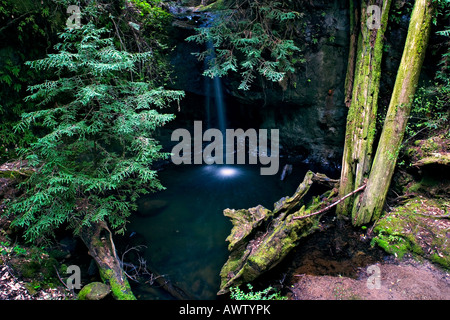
[421, 138, 440, 154]
[372, 196, 450, 268]
[78, 282, 111, 300]
[197, 0, 229, 11]
[99, 268, 136, 300]
[430, 254, 450, 269]
[16, 261, 41, 278]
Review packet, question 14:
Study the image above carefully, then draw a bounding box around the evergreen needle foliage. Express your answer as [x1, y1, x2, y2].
[6, 18, 184, 243]
[186, 0, 303, 90]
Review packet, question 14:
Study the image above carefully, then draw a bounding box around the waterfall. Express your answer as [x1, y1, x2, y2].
[204, 40, 227, 136]
[200, 16, 229, 169]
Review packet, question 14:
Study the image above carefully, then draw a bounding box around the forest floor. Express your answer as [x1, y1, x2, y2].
[288, 256, 450, 300]
[284, 185, 450, 300]
[287, 130, 450, 301]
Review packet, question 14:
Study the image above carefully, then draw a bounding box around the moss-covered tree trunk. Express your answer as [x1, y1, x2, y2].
[354, 0, 435, 225]
[79, 221, 136, 300]
[337, 0, 392, 219]
[344, 0, 359, 109]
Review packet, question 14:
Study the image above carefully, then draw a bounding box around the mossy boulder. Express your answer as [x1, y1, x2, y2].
[78, 282, 111, 300]
[372, 196, 450, 268]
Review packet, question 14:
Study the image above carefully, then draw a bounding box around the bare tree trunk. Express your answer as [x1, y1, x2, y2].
[354, 0, 435, 225]
[79, 221, 136, 300]
[337, 0, 392, 219]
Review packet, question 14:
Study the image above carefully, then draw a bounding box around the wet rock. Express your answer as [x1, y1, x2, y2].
[137, 199, 168, 217]
[77, 282, 111, 300]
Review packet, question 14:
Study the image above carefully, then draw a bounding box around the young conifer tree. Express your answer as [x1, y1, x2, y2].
[8, 18, 184, 243]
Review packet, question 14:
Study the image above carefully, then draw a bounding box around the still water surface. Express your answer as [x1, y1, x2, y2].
[127, 163, 308, 299]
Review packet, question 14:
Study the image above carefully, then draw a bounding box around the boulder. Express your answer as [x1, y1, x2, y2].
[137, 199, 168, 217]
[77, 282, 111, 300]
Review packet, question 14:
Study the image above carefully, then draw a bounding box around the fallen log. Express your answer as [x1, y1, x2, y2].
[412, 152, 450, 167]
[218, 170, 341, 295]
[292, 184, 366, 221]
[0, 161, 35, 178]
[79, 221, 136, 300]
[311, 172, 340, 188]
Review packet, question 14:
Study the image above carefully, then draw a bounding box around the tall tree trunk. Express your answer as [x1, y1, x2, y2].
[344, 0, 359, 109]
[79, 221, 137, 300]
[337, 0, 392, 218]
[354, 0, 435, 225]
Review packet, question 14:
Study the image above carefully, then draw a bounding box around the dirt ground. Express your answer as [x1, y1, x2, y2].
[288, 256, 450, 300]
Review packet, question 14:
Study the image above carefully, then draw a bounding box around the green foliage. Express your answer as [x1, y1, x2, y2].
[401, 16, 450, 154]
[5, 9, 184, 243]
[388, 0, 413, 26]
[129, 0, 171, 29]
[229, 283, 287, 300]
[0, 0, 61, 161]
[0, 0, 175, 161]
[432, 0, 450, 24]
[0, 241, 27, 256]
[186, 0, 303, 90]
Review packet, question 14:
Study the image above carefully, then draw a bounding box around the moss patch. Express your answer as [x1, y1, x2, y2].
[78, 282, 111, 300]
[99, 268, 136, 300]
[408, 134, 450, 165]
[371, 196, 450, 268]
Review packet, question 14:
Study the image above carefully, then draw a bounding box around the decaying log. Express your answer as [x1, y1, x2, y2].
[224, 206, 272, 252]
[79, 221, 136, 300]
[218, 170, 341, 295]
[293, 184, 366, 221]
[311, 172, 340, 188]
[0, 161, 35, 178]
[273, 171, 316, 215]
